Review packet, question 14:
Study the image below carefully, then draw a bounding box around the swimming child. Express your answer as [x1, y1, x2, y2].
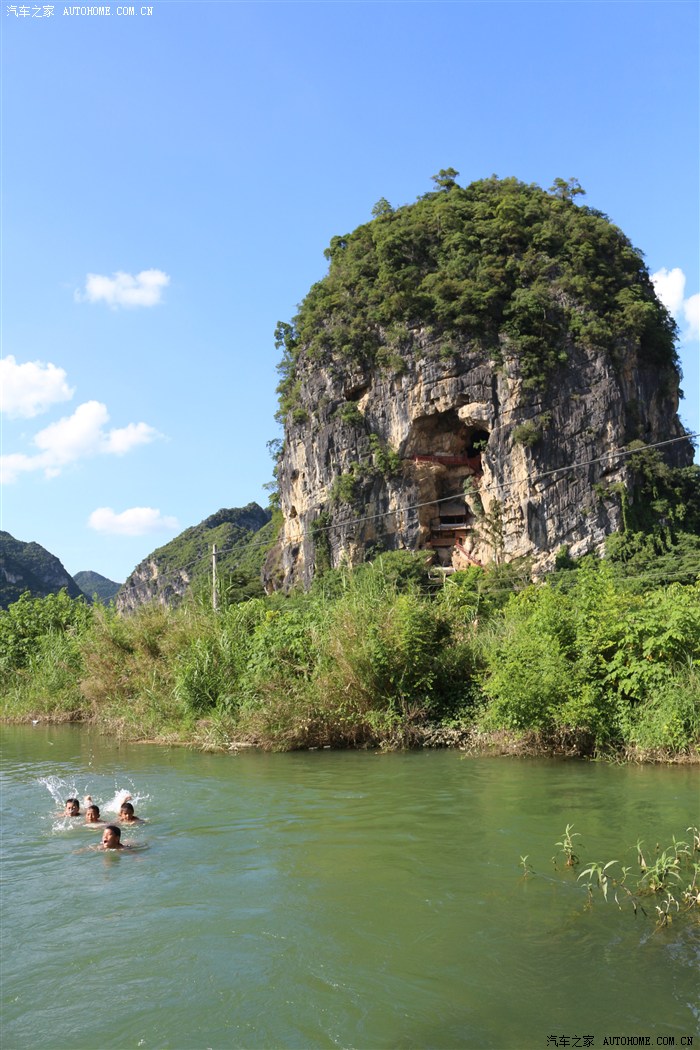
[84, 804, 104, 825]
[100, 825, 125, 850]
[118, 802, 143, 824]
[63, 799, 80, 817]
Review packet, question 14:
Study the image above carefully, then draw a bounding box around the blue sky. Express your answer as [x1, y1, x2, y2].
[1, 0, 698, 584]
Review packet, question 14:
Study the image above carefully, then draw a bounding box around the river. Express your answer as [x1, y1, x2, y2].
[1, 724, 698, 1049]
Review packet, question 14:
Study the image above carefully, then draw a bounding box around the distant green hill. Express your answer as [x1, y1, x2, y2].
[0, 531, 84, 608]
[73, 571, 122, 603]
[117, 503, 275, 611]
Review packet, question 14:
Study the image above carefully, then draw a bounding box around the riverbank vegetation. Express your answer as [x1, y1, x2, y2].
[1, 548, 699, 759]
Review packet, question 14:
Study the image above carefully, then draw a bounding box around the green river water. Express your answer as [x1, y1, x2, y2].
[1, 724, 698, 1050]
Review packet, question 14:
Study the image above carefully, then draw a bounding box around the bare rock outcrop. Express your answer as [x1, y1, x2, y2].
[267, 332, 689, 592]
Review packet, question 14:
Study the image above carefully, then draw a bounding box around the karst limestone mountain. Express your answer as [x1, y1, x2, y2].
[73, 571, 122, 603]
[264, 174, 692, 592]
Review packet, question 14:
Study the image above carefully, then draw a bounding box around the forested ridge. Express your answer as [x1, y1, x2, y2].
[117, 503, 274, 610]
[0, 531, 84, 608]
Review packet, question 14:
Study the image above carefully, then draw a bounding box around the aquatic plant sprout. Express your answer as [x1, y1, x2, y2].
[553, 823, 582, 868]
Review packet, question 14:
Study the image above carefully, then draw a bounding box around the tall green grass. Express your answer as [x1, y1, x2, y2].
[1, 559, 699, 756]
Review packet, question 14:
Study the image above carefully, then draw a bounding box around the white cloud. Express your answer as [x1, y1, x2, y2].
[88, 506, 179, 537]
[0, 355, 74, 418]
[683, 293, 699, 342]
[0, 400, 162, 483]
[652, 267, 699, 343]
[0, 453, 39, 485]
[75, 269, 170, 308]
[102, 421, 161, 455]
[652, 267, 686, 315]
[33, 400, 110, 466]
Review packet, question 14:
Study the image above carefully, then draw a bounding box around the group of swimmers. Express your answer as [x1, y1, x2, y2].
[62, 795, 144, 850]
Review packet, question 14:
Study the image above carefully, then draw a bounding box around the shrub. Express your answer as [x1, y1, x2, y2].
[481, 627, 575, 732]
[628, 669, 700, 753]
[0, 590, 92, 671]
[336, 402, 365, 427]
[512, 421, 542, 448]
[330, 470, 360, 505]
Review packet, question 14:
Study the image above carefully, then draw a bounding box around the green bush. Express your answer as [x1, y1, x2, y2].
[336, 402, 365, 427]
[330, 470, 360, 505]
[512, 421, 542, 448]
[628, 669, 700, 753]
[0, 590, 92, 671]
[1, 630, 86, 720]
[481, 626, 575, 732]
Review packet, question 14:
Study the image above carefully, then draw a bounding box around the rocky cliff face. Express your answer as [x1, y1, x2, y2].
[264, 177, 692, 592]
[268, 333, 689, 591]
[116, 557, 193, 613]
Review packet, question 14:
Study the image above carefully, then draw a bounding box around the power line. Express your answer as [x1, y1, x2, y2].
[119, 430, 699, 593]
[237, 429, 700, 540]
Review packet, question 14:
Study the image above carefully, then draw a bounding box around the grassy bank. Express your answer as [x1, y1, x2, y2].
[2, 554, 699, 759]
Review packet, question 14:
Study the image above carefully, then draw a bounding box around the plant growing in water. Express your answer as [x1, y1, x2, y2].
[578, 860, 621, 906]
[519, 855, 534, 879]
[554, 824, 582, 868]
[654, 891, 680, 929]
[528, 826, 700, 932]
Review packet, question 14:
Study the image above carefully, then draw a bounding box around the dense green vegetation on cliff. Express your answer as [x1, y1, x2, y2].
[73, 571, 121, 604]
[2, 551, 698, 758]
[0, 531, 84, 608]
[120, 504, 274, 607]
[275, 172, 677, 421]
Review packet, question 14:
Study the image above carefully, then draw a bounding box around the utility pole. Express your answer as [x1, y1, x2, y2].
[212, 543, 218, 612]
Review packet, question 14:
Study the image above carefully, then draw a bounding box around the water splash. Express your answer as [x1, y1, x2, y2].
[102, 788, 134, 813]
[38, 775, 82, 808]
[39, 776, 147, 817]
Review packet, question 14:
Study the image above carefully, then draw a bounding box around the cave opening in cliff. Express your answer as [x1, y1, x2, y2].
[403, 412, 489, 568]
[467, 429, 489, 457]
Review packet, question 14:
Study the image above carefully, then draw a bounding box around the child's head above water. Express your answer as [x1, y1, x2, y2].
[85, 804, 101, 823]
[64, 798, 80, 816]
[101, 825, 123, 849]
